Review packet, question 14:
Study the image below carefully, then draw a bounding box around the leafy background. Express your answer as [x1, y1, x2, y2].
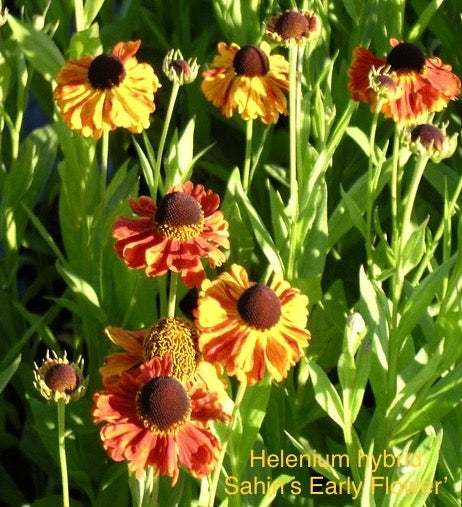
[1, 0, 461, 505]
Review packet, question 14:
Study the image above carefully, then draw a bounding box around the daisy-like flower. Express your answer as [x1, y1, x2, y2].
[194, 264, 311, 385]
[34, 350, 87, 403]
[99, 318, 232, 410]
[407, 123, 458, 162]
[54, 40, 160, 138]
[112, 181, 229, 288]
[100, 317, 200, 383]
[92, 354, 229, 483]
[201, 41, 289, 124]
[348, 39, 461, 124]
[266, 9, 319, 47]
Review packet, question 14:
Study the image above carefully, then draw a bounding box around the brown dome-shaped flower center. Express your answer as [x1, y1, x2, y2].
[143, 318, 200, 383]
[233, 46, 269, 77]
[155, 192, 202, 227]
[237, 284, 282, 329]
[44, 364, 78, 393]
[137, 376, 190, 432]
[154, 192, 204, 240]
[274, 11, 311, 39]
[386, 42, 425, 73]
[411, 124, 444, 150]
[88, 54, 126, 90]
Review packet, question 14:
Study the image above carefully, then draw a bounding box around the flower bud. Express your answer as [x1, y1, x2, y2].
[163, 49, 199, 85]
[34, 350, 88, 403]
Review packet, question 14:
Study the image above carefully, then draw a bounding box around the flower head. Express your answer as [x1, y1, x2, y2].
[407, 123, 458, 162]
[348, 39, 461, 124]
[54, 40, 160, 138]
[163, 49, 199, 85]
[99, 319, 232, 410]
[201, 41, 289, 124]
[194, 264, 311, 385]
[101, 317, 200, 383]
[33, 350, 87, 403]
[266, 9, 319, 47]
[112, 181, 229, 287]
[93, 354, 229, 483]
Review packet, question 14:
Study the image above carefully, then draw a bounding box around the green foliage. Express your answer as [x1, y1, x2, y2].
[1, 0, 461, 505]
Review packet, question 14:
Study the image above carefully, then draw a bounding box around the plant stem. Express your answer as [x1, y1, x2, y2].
[207, 380, 247, 507]
[365, 99, 384, 272]
[286, 45, 301, 281]
[57, 400, 70, 507]
[154, 81, 180, 198]
[98, 131, 109, 301]
[242, 119, 253, 193]
[74, 0, 85, 32]
[287, 45, 299, 221]
[167, 272, 179, 317]
[388, 154, 428, 411]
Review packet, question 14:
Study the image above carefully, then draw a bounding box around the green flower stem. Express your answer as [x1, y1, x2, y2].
[167, 272, 179, 317]
[98, 131, 109, 301]
[388, 154, 428, 409]
[287, 45, 299, 221]
[295, 46, 305, 183]
[74, 0, 85, 32]
[57, 400, 70, 507]
[242, 119, 253, 193]
[154, 81, 180, 198]
[365, 99, 384, 272]
[286, 45, 301, 281]
[207, 380, 247, 507]
[413, 172, 462, 284]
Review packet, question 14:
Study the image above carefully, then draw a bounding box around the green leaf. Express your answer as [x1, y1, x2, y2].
[229, 377, 272, 477]
[307, 359, 344, 428]
[69, 23, 102, 59]
[8, 16, 64, 81]
[358, 267, 390, 409]
[0, 355, 21, 394]
[227, 168, 283, 273]
[133, 136, 155, 195]
[84, 0, 107, 27]
[266, 179, 289, 255]
[56, 262, 105, 322]
[396, 256, 455, 343]
[392, 362, 462, 443]
[383, 429, 443, 507]
[386, 339, 445, 424]
[340, 185, 367, 239]
[401, 219, 428, 276]
[407, 0, 445, 42]
[346, 126, 371, 157]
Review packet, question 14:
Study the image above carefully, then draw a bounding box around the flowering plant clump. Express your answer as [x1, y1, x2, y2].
[3, 2, 461, 507]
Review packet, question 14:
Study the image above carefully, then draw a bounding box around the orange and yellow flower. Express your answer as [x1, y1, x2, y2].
[93, 354, 229, 484]
[100, 318, 232, 410]
[112, 181, 229, 288]
[194, 264, 311, 385]
[54, 40, 160, 138]
[348, 39, 460, 124]
[201, 41, 289, 124]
